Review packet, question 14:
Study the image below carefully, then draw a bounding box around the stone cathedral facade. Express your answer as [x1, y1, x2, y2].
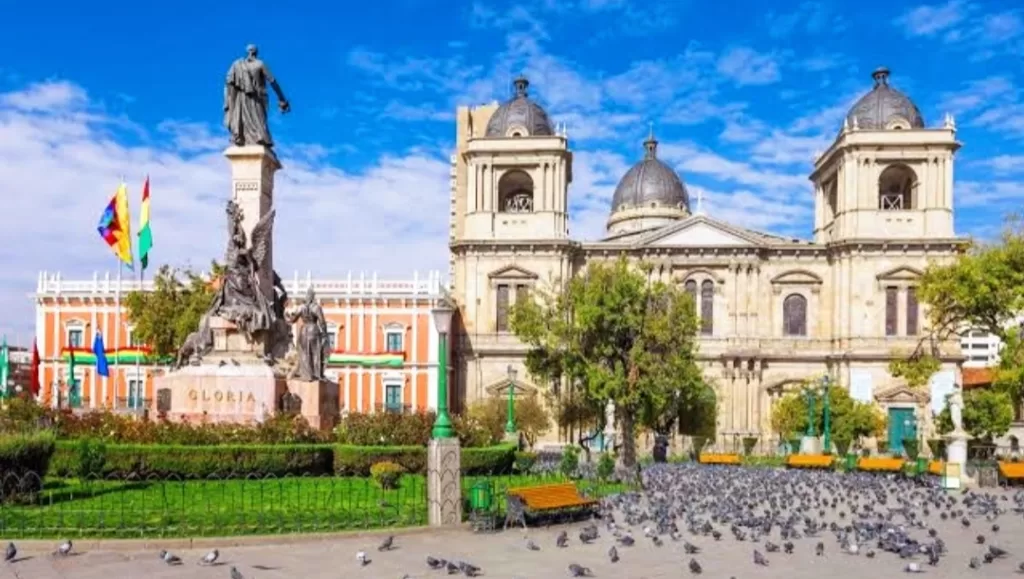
[448, 69, 965, 445]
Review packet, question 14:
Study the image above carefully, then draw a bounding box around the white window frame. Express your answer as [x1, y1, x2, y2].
[326, 323, 339, 352]
[383, 378, 403, 412]
[65, 319, 86, 349]
[383, 323, 404, 353]
[125, 371, 145, 409]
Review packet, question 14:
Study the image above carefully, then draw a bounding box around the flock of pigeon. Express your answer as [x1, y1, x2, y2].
[5, 463, 1024, 577]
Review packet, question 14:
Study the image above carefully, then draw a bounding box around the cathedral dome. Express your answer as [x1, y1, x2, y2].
[485, 76, 554, 137]
[609, 135, 689, 213]
[845, 67, 925, 130]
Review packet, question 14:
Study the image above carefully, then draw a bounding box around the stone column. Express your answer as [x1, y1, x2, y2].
[225, 145, 281, 304]
[428, 438, 462, 526]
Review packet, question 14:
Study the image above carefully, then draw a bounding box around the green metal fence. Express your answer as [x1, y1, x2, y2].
[0, 469, 631, 539]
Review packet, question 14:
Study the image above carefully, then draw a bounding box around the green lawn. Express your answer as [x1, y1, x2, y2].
[0, 474, 629, 539]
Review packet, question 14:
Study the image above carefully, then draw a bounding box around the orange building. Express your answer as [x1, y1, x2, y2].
[33, 270, 447, 415]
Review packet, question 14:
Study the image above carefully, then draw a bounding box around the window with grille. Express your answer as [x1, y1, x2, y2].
[385, 331, 403, 353]
[496, 284, 510, 332]
[906, 287, 919, 336]
[885, 286, 898, 336]
[700, 280, 714, 335]
[385, 383, 402, 413]
[67, 327, 84, 348]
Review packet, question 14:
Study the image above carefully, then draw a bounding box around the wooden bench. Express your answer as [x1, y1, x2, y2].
[786, 455, 834, 469]
[503, 483, 597, 530]
[998, 462, 1024, 480]
[699, 453, 741, 465]
[857, 457, 906, 472]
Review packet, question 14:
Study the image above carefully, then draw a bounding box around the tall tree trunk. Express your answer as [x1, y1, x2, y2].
[619, 410, 637, 468]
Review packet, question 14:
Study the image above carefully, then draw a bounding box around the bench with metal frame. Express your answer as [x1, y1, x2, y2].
[503, 482, 598, 530]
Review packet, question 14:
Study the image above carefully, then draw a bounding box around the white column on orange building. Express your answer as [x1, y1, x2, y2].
[91, 289, 100, 409]
[344, 274, 352, 414]
[370, 272, 378, 412]
[357, 272, 365, 412]
[411, 271, 419, 411]
[51, 273, 61, 407]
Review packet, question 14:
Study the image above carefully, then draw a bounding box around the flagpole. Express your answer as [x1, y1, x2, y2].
[114, 259, 122, 411]
[135, 258, 142, 410]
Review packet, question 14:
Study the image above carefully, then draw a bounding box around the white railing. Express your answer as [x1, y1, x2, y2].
[37, 270, 447, 297]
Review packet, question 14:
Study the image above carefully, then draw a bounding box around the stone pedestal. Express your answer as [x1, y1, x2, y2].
[427, 438, 462, 527]
[800, 436, 822, 455]
[285, 378, 340, 431]
[225, 145, 281, 304]
[946, 431, 969, 486]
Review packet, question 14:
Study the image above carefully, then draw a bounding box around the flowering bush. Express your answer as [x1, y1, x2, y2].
[335, 412, 434, 446]
[369, 460, 405, 489]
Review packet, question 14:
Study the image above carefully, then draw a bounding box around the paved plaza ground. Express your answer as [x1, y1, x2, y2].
[2, 492, 1023, 579]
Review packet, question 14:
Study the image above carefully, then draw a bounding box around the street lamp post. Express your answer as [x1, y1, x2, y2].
[822, 375, 832, 454]
[430, 300, 456, 439]
[505, 364, 517, 436]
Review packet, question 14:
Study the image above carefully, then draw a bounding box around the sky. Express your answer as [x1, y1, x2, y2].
[0, 0, 1022, 340]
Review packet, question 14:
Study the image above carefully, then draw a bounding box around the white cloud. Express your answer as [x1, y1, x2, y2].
[0, 81, 453, 337]
[895, 1, 970, 36]
[716, 47, 781, 86]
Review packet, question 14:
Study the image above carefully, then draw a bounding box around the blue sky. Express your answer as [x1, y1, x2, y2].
[0, 0, 1022, 338]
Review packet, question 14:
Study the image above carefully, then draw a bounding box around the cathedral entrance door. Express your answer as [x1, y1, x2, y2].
[887, 407, 916, 456]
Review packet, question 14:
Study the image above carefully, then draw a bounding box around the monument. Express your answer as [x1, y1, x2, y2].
[945, 384, 969, 485]
[155, 45, 338, 429]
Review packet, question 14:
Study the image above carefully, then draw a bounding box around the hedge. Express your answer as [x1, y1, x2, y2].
[48, 441, 516, 479]
[0, 431, 56, 501]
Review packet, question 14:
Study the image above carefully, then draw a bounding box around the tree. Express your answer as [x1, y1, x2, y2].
[466, 395, 551, 448]
[124, 263, 222, 357]
[510, 256, 709, 467]
[769, 382, 885, 443]
[935, 388, 1013, 442]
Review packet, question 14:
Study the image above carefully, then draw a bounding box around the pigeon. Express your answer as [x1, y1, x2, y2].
[556, 531, 569, 548]
[426, 555, 446, 569]
[989, 545, 1009, 558]
[526, 538, 540, 551]
[4, 542, 15, 563]
[379, 535, 394, 551]
[160, 550, 182, 565]
[754, 549, 769, 566]
[816, 541, 825, 556]
[608, 545, 619, 563]
[199, 549, 219, 565]
[458, 561, 482, 576]
[568, 563, 592, 577]
[356, 550, 370, 566]
[446, 560, 460, 575]
[55, 540, 73, 557]
[230, 567, 244, 579]
[689, 558, 702, 574]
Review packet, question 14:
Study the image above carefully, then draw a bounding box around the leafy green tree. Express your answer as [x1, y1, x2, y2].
[769, 382, 885, 443]
[124, 263, 222, 357]
[936, 388, 1014, 442]
[510, 257, 709, 467]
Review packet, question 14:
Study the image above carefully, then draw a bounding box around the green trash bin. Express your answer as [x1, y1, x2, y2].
[845, 453, 857, 472]
[470, 480, 493, 512]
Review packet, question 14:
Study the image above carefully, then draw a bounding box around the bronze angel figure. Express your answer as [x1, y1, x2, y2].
[208, 200, 277, 337]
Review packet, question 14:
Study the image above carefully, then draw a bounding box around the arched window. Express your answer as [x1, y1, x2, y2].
[684, 280, 697, 310]
[700, 280, 714, 335]
[497, 170, 534, 213]
[878, 165, 916, 210]
[782, 294, 807, 336]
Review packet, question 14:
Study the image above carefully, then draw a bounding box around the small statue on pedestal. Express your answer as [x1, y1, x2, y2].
[948, 385, 965, 434]
[286, 287, 330, 381]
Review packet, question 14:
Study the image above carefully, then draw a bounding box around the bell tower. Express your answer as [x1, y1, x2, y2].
[810, 68, 959, 243]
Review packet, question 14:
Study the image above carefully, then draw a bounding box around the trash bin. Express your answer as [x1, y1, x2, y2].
[653, 434, 668, 463]
[845, 453, 857, 471]
[470, 480, 493, 512]
[915, 457, 928, 476]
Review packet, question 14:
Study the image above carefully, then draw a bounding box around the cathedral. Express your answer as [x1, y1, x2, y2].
[448, 68, 965, 447]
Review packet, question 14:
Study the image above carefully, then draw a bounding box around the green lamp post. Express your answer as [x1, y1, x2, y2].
[505, 364, 517, 436]
[431, 299, 456, 439]
[804, 388, 816, 436]
[821, 375, 832, 454]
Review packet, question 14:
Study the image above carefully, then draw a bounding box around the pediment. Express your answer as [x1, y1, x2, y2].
[642, 216, 763, 248]
[487, 264, 539, 281]
[770, 269, 824, 286]
[876, 266, 923, 282]
[874, 385, 929, 404]
[484, 377, 538, 396]
[763, 378, 806, 394]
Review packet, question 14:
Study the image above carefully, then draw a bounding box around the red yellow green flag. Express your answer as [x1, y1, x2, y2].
[138, 176, 152, 271]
